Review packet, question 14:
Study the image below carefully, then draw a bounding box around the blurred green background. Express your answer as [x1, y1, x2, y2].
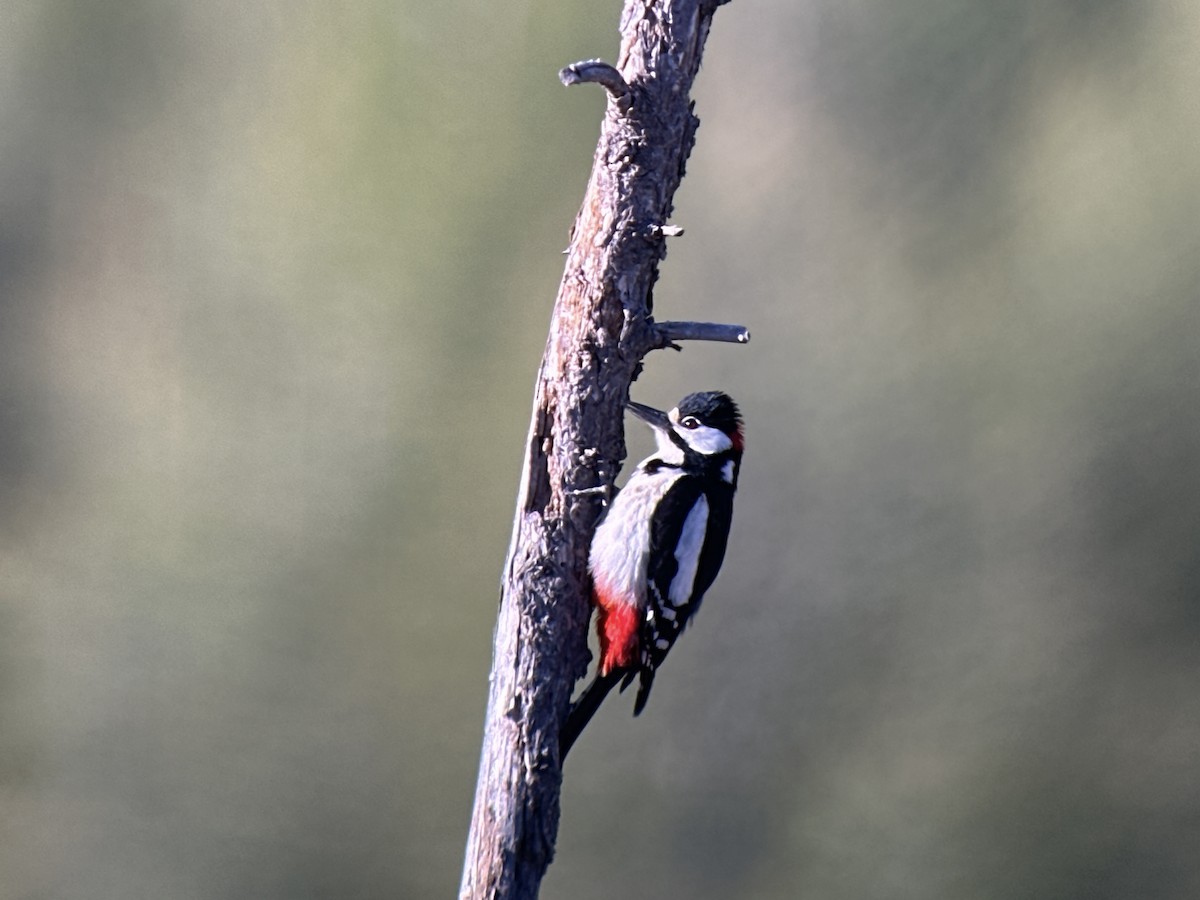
[3, 1, 1199, 898]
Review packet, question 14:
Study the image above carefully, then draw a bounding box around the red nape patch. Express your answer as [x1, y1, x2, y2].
[731, 426, 745, 453]
[594, 588, 639, 675]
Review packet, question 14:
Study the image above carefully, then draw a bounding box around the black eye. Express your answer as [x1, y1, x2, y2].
[680, 416, 700, 429]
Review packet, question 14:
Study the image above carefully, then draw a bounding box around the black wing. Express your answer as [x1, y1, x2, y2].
[633, 477, 735, 714]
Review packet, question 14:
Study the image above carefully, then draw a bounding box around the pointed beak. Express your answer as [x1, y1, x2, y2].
[626, 400, 671, 433]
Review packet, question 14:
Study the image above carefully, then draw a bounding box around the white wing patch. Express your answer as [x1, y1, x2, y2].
[721, 460, 736, 483]
[668, 495, 709, 607]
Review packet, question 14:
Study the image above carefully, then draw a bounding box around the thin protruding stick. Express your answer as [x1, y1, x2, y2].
[656, 320, 752, 344]
[559, 59, 632, 109]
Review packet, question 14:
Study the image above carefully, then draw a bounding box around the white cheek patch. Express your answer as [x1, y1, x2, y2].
[678, 424, 733, 455]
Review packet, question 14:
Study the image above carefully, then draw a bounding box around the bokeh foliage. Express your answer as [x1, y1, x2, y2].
[2, 1, 1198, 898]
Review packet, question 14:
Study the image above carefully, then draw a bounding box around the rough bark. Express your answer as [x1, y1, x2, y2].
[459, 3, 737, 898]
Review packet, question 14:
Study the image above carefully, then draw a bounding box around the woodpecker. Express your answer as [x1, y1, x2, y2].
[561, 390, 744, 756]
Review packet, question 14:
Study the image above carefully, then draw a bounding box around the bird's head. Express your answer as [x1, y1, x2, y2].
[627, 391, 744, 462]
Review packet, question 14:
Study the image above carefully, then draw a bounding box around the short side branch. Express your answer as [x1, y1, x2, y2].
[559, 59, 632, 110]
[656, 320, 752, 345]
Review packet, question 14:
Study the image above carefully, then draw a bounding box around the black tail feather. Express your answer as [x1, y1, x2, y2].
[560, 671, 623, 759]
[632, 666, 656, 716]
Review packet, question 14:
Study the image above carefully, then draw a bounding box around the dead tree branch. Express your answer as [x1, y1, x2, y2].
[460, 3, 741, 898]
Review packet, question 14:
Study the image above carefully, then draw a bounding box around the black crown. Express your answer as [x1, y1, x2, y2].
[677, 391, 741, 435]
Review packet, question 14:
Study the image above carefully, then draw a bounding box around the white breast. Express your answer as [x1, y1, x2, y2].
[589, 462, 684, 608]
